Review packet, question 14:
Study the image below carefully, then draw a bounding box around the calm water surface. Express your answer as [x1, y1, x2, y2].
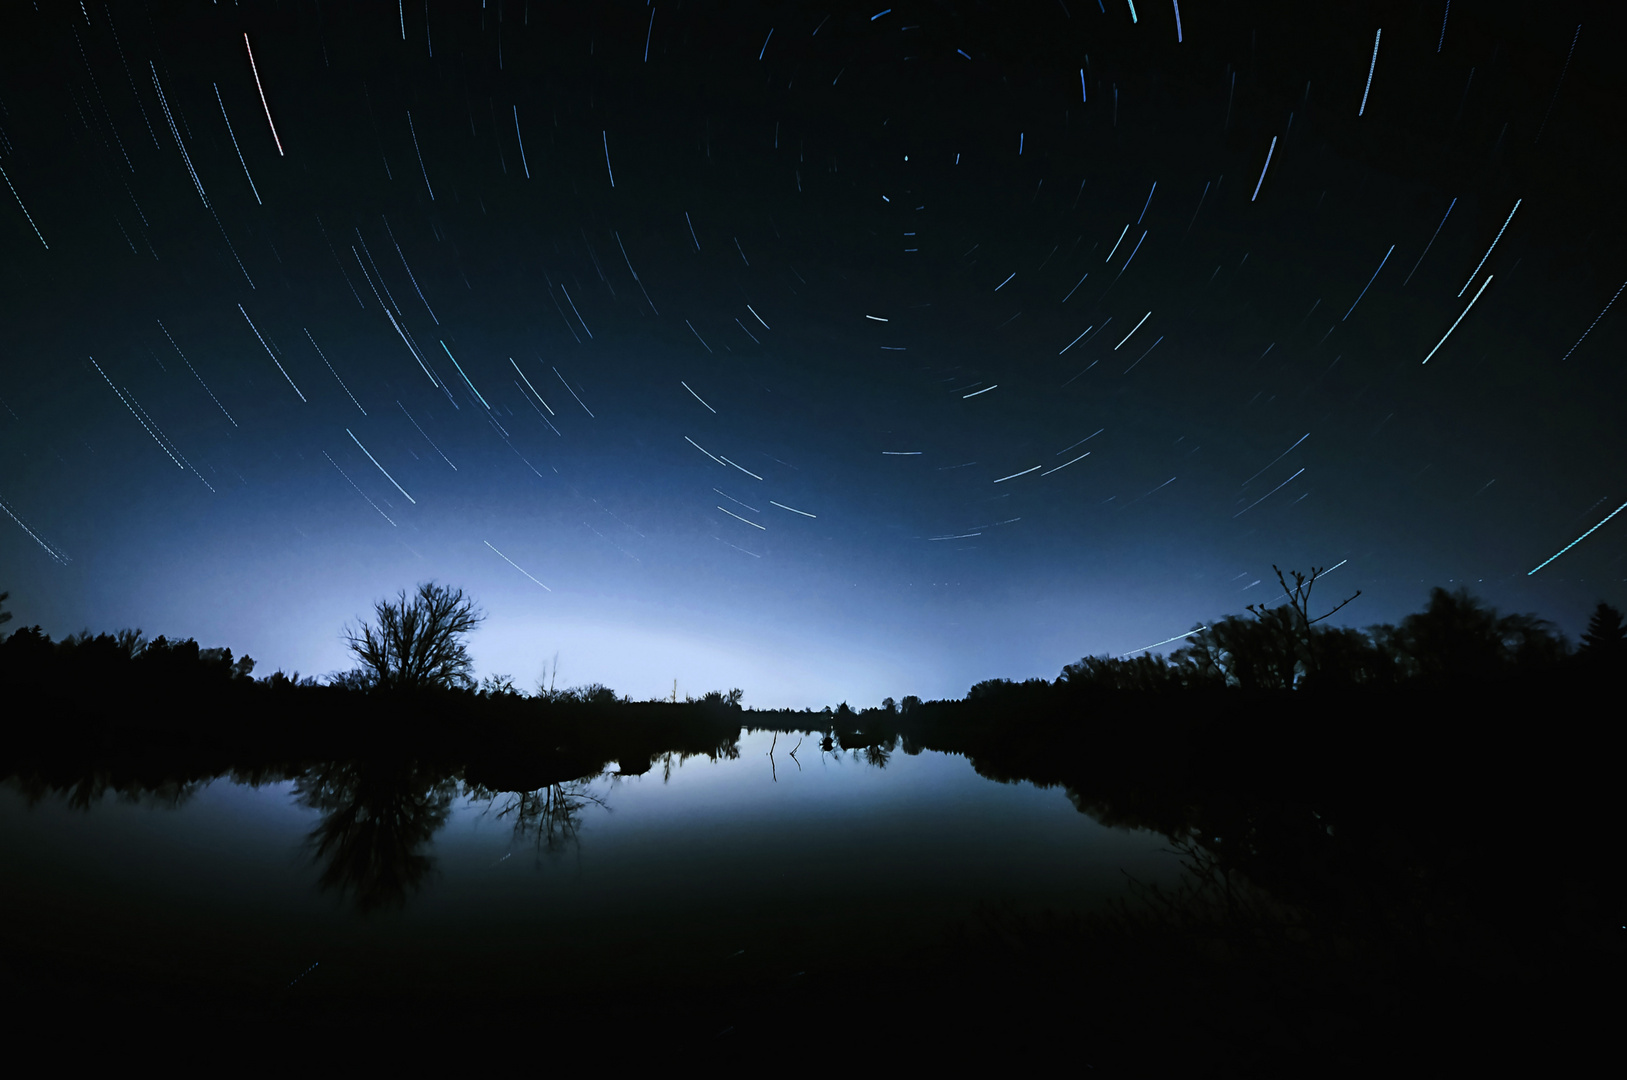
[2, 728, 1181, 1003]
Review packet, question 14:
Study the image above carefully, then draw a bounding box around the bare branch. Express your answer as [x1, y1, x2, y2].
[1309, 590, 1362, 626]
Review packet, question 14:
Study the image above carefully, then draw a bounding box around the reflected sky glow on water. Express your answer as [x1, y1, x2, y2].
[2, 729, 1179, 1000]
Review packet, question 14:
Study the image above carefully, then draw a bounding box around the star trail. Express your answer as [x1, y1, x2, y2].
[0, 1, 1621, 705]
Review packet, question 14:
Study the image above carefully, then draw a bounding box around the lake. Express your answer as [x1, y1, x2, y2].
[1, 726, 1181, 1027]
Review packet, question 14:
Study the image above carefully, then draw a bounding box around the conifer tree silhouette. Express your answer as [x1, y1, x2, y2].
[1578, 602, 1626, 669]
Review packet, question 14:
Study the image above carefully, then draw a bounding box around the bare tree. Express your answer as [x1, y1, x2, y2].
[343, 582, 485, 691]
[1246, 565, 1361, 685]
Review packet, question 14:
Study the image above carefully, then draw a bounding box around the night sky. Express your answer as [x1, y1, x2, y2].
[1, 1, 1622, 707]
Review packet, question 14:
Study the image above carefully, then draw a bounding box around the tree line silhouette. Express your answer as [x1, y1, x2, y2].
[1, 576, 1621, 1066]
[3, 573, 1619, 716]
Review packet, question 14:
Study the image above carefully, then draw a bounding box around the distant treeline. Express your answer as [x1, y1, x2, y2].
[3, 580, 1621, 722]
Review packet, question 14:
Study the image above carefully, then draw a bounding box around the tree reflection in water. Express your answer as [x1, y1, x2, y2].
[861, 736, 896, 770]
[657, 739, 741, 784]
[470, 779, 609, 861]
[10, 770, 206, 813]
[294, 760, 459, 914]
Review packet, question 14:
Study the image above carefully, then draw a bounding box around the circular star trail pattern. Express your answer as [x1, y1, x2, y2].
[0, 1, 1622, 705]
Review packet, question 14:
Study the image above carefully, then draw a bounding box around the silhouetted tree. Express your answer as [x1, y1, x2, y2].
[139, 635, 253, 683]
[1173, 610, 1302, 691]
[0, 590, 11, 637]
[966, 677, 1054, 703]
[1303, 624, 1396, 688]
[1383, 586, 1567, 683]
[568, 682, 620, 705]
[1062, 653, 1184, 692]
[1578, 602, 1626, 669]
[1166, 567, 1366, 691]
[263, 669, 320, 689]
[200, 645, 256, 680]
[479, 672, 519, 697]
[1496, 611, 1571, 670]
[1167, 628, 1226, 689]
[342, 582, 485, 692]
[60, 627, 146, 660]
[1248, 565, 1361, 684]
[327, 667, 374, 692]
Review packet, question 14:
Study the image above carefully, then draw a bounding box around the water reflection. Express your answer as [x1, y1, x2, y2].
[10, 769, 206, 813]
[293, 759, 459, 913]
[2, 675, 1613, 1065]
[861, 736, 896, 770]
[471, 779, 609, 860]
